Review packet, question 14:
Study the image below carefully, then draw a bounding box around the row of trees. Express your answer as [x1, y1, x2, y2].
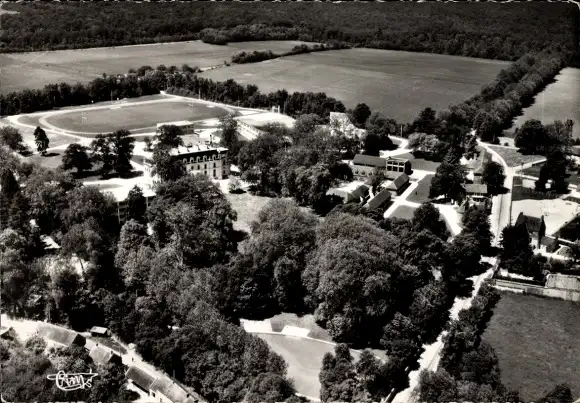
[418, 284, 576, 403]
[231, 43, 351, 64]
[2, 2, 577, 64]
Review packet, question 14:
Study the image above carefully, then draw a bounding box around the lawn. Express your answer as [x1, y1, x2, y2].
[512, 198, 579, 236]
[224, 191, 276, 234]
[0, 40, 315, 94]
[407, 174, 434, 203]
[482, 292, 580, 401]
[44, 99, 230, 135]
[487, 145, 546, 168]
[257, 333, 363, 399]
[27, 152, 64, 170]
[508, 68, 580, 139]
[203, 48, 510, 123]
[397, 152, 441, 172]
[389, 205, 417, 220]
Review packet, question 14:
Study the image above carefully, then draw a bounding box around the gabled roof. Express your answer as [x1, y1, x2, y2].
[465, 183, 488, 194]
[385, 170, 404, 181]
[366, 188, 392, 209]
[151, 377, 196, 403]
[0, 327, 16, 339]
[126, 366, 155, 391]
[37, 323, 85, 347]
[515, 212, 544, 233]
[353, 154, 386, 168]
[89, 346, 118, 365]
[387, 173, 409, 190]
[386, 156, 409, 164]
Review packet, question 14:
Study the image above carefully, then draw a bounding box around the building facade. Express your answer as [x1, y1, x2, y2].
[352, 154, 412, 179]
[144, 145, 230, 180]
[157, 120, 196, 136]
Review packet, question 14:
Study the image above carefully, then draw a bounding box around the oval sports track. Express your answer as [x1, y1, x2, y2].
[42, 98, 232, 137]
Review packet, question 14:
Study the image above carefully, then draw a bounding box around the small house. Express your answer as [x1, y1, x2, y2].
[515, 212, 547, 249]
[386, 172, 410, 196]
[126, 366, 156, 394]
[465, 183, 489, 201]
[89, 345, 122, 366]
[90, 326, 111, 338]
[326, 181, 369, 204]
[365, 188, 392, 213]
[37, 322, 85, 348]
[150, 377, 199, 403]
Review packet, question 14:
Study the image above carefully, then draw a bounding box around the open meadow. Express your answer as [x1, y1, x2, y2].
[202, 48, 510, 123]
[0, 40, 315, 94]
[482, 292, 580, 401]
[508, 68, 580, 139]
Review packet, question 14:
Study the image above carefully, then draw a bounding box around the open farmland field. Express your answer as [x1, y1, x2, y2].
[482, 292, 580, 401]
[508, 68, 580, 139]
[43, 99, 230, 135]
[0, 40, 315, 94]
[202, 49, 510, 123]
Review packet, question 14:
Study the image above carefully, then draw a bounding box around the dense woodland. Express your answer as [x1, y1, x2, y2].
[1, 2, 578, 65]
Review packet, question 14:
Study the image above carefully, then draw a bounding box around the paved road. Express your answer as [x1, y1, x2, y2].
[392, 141, 512, 403]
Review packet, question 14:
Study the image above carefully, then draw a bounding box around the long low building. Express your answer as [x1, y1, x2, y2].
[326, 181, 369, 204]
[234, 112, 296, 140]
[157, 120, 196, 135]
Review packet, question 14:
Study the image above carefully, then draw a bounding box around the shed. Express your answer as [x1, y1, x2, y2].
[89, 345, 122, 365]
[37, 322, 85, 348]
[0, 327, 17, 341]
[90, 326, 111, 337]
[365, 188, 392, 211]
[126, 366, 156, 393]
[386, 173, 410, 195]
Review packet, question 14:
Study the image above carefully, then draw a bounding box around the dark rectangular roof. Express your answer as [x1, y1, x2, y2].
[353, 154, 386, 168]
[0, 327, 16, 338]
[386, 173, 409, 190]
[126, 366, 156, 391]
[366, 188, 392, 209]
[465, 183, 488, 194]
[515, 212, 544, 233]
[37, 323, 85, 347]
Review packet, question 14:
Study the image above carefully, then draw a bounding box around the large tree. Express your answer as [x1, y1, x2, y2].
[90, 134, 114, 176]
[33, 126, 49, 155]
[429, 162, 467, 204]
[109, 129, 135, 176]
[157, 124, 184, 149]
[0, 126, 23, 151]
[500, 223, 533, 274]
[151, 145, 186, 182]
[352, 103, 372, 127]
[219, 114, 241, 157]
[125, 185, 147, 223]
[481, 160, 505, 193]
[61, 143, 93, 173]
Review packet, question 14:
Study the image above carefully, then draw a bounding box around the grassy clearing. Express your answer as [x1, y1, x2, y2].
[45, 99, 229, 135]
[270, 313, 332, 342]
[27, 152, 63, 170]
[523, 162, 580, 186]
[390, 205, 417, 220]
[407, 174, 434, 204]
[0, 40, 314, 94]
[482, 292, 580, 401]
[487, 145, 546, 168]
[224, 192, 276, 234]
[203, 49, 509, 123]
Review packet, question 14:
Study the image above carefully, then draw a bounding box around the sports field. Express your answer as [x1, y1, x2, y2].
[256, 333, 362, 399]
[482, 292, 580, 401]
[0, 40, 315, 94]
[44, 99, 230, 135]
[508, 68, 580, 139]
[202, 48, 511, 123]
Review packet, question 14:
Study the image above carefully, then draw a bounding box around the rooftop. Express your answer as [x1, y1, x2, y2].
[151, 377, 198, 403]
[366, 188, 392, 209]
[126, 366, 156, 391]
[90, 326, 109, 335]
[334, 180, 368, 193]
[515, 212, 545, 234]
[157, 120, 194, 128]
[235, 112, 296, 129]
[465, 183, 488, 194]
[386, 173, 409, 190]
[37, 322, 84, 347]
[89, 346, 118, 365]
[353, 154, 386, 168]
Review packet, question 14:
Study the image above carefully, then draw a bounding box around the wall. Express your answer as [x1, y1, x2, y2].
[490, 278, 580, 301]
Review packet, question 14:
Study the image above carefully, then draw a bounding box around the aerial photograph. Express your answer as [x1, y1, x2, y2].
[1, 0, 579, 402]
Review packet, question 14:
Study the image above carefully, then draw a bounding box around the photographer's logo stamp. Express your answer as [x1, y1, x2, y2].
[46, 369, 99, 391]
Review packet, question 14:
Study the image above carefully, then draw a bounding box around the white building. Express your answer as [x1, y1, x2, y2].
[328, 112, 366, 138]
[144, 144, 230, 180]
[234, 112, 296, 140]
[156, 120, 196, 135]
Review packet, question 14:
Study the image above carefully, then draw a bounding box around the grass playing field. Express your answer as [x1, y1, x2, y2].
[256, 333, 362, 399]
[202, 48, 510, 123]
[44, 99, 230, 135]
[487, 145, 546, 168]
[0, 40, 315, 94]
[482, 292, 580, 401]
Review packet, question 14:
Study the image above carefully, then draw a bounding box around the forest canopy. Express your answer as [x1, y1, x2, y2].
[1, 1, 578, 64]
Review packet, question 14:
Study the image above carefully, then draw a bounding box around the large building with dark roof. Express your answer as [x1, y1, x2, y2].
[37, 322, 85, 348]
[126, 366, 156, 394]
[515, 212, 546, 249]
[351, 154, 411, 179]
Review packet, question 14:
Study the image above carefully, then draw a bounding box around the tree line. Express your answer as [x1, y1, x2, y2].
[2, 2, 578, 65]
[417, 284, 576, 403]
[231, 43, 351, 64]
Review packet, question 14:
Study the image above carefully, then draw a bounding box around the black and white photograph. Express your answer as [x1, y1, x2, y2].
[0, 0, 579, 402]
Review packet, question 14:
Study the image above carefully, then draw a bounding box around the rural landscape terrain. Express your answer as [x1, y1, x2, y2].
[1, 1, 580, 403]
